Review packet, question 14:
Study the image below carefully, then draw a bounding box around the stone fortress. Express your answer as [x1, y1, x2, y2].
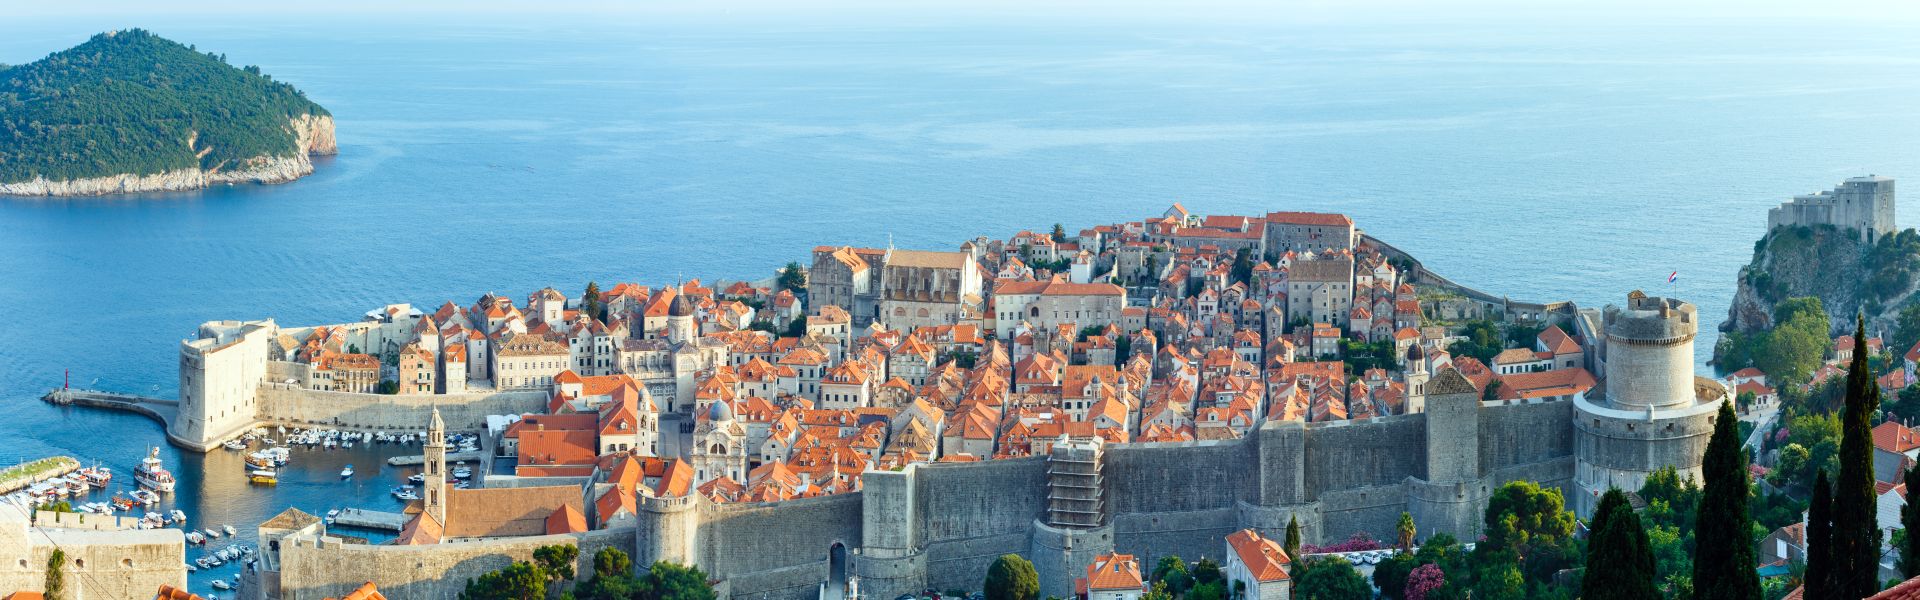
[227, 295, 1720, 600]
[1767, 175, 1897, 244]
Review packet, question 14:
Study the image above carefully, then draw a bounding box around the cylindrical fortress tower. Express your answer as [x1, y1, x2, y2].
[1572, 292, 1724, 517]
[1603, 293, 1698, 410]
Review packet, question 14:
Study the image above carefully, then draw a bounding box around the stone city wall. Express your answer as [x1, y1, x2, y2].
[256, 384, 546, 433]
[0, 528, 185, 600]
[277, 528, 631, 600]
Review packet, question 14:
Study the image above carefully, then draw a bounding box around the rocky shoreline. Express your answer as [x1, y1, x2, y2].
[0, 114, 336, 197]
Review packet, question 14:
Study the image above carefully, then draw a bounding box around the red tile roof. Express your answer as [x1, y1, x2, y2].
[1876, 421, 1920, 454]
[1226, 529, 1291, 582]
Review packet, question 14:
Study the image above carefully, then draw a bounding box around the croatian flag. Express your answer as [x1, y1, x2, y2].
[1668, 271, 1679, 284]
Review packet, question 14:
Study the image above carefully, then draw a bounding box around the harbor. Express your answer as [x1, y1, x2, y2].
[0, 455, 80, 495]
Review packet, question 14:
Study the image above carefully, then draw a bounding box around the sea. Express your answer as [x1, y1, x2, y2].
[4, 13, 1920, 593]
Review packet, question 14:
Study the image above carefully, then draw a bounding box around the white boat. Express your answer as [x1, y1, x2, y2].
[408, 474, 424, 483]
[79, 466, 112, 487]
[223, 440, 246, 451]
[452, 468, 472, 479]
[212, 579, 231, 590]
[131, 490, 160, 505]
[204, 527, 221, 539]
[327, 508, 340, 518]
[223, 524, 236, 536]
[170, 509, 188, 523]
[133, 447, 176, 493]
[340, 465, 354, 478]
[186, 531, 206, 544]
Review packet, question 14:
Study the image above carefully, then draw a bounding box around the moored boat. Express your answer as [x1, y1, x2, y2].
[133, 447, 176, 493]
[248, 470, 278, 486]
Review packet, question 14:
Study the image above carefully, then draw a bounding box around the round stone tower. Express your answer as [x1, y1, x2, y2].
[1572, 292, 1726, 516]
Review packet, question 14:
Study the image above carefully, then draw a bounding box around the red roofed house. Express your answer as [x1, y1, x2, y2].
[1492, 368, 1597, 403]
[1224, 529, 1292, 600]
[1534, 325, 1584, 370]
[507, 414, 601, 477]
[1077, 553, 1145, 600]
[1874, 421, 1920, 483]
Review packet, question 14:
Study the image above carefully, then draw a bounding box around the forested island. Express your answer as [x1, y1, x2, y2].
[0, 29, 335, 196]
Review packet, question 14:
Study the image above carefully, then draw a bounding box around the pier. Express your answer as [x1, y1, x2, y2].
[0, 456, 81, 495]
[386, 451, 484, 466]
[42, 388, 178, 430]
[330, 508, 408, 531]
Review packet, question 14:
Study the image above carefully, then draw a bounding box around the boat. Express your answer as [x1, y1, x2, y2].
[407, 474, 424, 484]
[170, 509, 188, 523]
[131, 490, 160, 505]
[326, 509, 340, 518]
[340, 465, 354, 478]
[212, 579, 232, 590]
[223, 524, 236, 536]
[78, 466, 112, 487]
[222, 440, 246, 451]
[248, 470, 278, 486]
[204, 527, 221, 539]
[452, 467, 472, 479]
[134, 447, 176, 493]
[186, 531, 206, 545]
[111, 495, 136, 511]
[186, 564, 197, 573]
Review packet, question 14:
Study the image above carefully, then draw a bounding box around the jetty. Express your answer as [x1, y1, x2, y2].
[330, 508, 408, 531]
[42, 388, 177, 429]
[0, 456, 81, 495]
[387, 451, 483, 466]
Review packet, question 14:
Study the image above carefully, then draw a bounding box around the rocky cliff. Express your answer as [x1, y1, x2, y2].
[1720, 224, 1920, 342]
[0, 115, 335, 196]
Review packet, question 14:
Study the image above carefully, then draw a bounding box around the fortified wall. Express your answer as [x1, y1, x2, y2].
[630, 388, 1578, 600]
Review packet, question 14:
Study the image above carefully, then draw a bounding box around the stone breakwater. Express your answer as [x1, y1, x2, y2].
[0, 114, 337, 197]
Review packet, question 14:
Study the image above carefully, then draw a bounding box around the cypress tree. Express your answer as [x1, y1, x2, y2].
[1285, 515, 1303, 560]
[1584, 488, 1658, 600]
[1694, 400, 1762, 600]
[1905, 463, 1920, 579]
[1806, 469, 1834, 600]
[1833, 315, 1884, 598]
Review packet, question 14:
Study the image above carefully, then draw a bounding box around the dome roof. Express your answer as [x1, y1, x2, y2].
[708, 400, 734, 422]
[669, 294, 694, 317]
[1406, 343, 1425, 361]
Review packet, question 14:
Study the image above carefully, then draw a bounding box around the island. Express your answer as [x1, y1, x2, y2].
[0, 29, 335, 196]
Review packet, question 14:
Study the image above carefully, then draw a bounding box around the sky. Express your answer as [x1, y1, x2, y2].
[15, 0, 1920, 25]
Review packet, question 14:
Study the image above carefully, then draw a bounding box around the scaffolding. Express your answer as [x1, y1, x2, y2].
[1045, 436, 1105, 528]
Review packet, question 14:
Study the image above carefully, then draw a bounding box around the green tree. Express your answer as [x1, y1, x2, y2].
[1152, 555, 1192, 596]
[1285, 516, 1303, 560]
[1142, 581, 1173, 600]
[778, 262, 807, 293]
[1831, 316, 1886, 598]
[1189, 581, 1226, 600]
[1051, 223, 1067, 243]
[1469, 554, 1525, 600]
[595, 547, 633, 579]
[1373, 552, 1418, 600]
[985, 554, 1039, 600]
[1397, 511, 1417, 551]
[1694, 401, 1762, 600]
[1191, 558, 1223, 587]
[1807, 469, 1835, 600]
[639, 561, 716, 600]
[1752, 297, 1833, 385]
[786, 315, 807, 338]
[1481, 480, 1577, 582]
[577, 548, 640, 600]
[534, 544, 579, 596]
[1231, 248, 1254, 284]
[44, 548, 64, 600]
[582, 282, 603, 322]
[1893, 304, 1920, 359]
[1771, 443, 1810, 488]
[461, 561, 546, 600]
[1292, 556, 1370, 600]
[1585, 488, 1658, 600]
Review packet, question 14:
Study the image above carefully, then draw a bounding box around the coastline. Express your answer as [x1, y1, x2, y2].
[0, 113, 337, 197]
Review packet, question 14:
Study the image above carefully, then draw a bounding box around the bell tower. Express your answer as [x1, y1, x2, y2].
[424, 406, 448, 525]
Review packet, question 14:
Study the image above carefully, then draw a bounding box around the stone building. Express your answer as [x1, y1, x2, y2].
[809, 247, 883, 326]
[1263, 211, 1355, 253]
[0, 503, 185, 600]
[493, 332, 571, 391]
[1767, 175, 1896, 243]
[878, 250, 983, 330]
[991, 281, 1128, 338]
[1283, 257, 1353, 329]
[176, 319, 276, 445]
[692, 401, 749, 486]
[1571, 292, 1724, 515]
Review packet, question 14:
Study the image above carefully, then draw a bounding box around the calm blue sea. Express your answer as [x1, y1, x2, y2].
[4, 14, 1920, 591]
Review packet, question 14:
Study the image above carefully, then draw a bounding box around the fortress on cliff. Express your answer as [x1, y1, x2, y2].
[1767, 175, 1896, 243]
[190, 291, 1723, 600]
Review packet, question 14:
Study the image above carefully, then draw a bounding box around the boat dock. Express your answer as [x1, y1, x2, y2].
[386, 451, 483, 466]
[0, 456, 81, 495]
[331, 508, 409, 531]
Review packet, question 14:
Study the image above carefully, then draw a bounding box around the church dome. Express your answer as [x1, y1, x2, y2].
[669, 294, 694, 317]
[1406, 343, 1425, 361]
[709, 400, 734, 422]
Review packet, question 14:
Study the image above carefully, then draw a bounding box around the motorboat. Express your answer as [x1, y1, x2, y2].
[452, 467, 472, 479]
[170, 509, 188, 523]
[134, 447, 176, 493]
[78, 466, 112, 487]
[340, 465, 354, 478]
[212, 579, 232, 590]
[222, 440, 246, 451]
[204, 527, 221, 539]
[223, 524, 236, 536]
[407, 474, 424, 484]
[249, 470, 278, 486]
[186, 531, 206, 545]
[326, 508, 340, 518]
[131, 490, 160, 505]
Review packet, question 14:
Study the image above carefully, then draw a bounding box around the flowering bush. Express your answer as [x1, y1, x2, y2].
[1300, 532, 1382, 554]
[1405, 564, 1444, 600]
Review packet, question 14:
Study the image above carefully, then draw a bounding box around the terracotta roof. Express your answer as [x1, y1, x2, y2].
[327, 582, 389, 600]
[1876, 421, 1920, 454]
[1265, 211, 1352, 227]
[260, 507, 321, 531]
[546, 503, 588, 535]
[1537, 326, 1579, 355]
[888, 249, 971, 269]
[394, 510, 443, 546]
[1871, 576, 1920, 599]
[1494, 368, 1596, 400]
[444, 486, 583, 538]
[1226, 529, 1292, 582]
[1428, 367, 1479, 396]
[1085, 553, 1144, 592]
[154, 586, 204, 600]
